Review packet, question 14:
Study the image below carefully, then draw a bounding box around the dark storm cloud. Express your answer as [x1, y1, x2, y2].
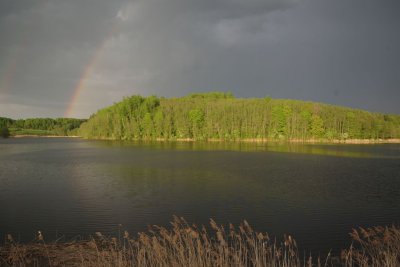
[0, 0, 399, 118]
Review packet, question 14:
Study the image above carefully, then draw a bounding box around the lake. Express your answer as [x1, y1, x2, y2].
[0, 137, 399, 254]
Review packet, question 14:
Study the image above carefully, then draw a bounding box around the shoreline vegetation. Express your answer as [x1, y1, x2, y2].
[78, 92, 400, 142]
[7, 134, 400, 145]
[2, 93, 400, 142]
[11, 134, 400, 145]
[84, 137, 400, 144]
[1, 217, 399, 267]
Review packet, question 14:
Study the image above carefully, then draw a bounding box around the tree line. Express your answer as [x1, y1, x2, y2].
[0, 117, 86, 137]
[78, 92, 400, 141]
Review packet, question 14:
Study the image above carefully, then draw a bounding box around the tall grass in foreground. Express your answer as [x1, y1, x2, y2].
[1, 217, 399, 267]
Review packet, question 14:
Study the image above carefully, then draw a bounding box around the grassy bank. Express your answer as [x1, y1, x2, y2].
[1, 217, 399, 267]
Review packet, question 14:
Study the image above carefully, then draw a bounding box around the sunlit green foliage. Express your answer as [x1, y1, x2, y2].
[78, 93, 400, 141]
[310, 114, 325, 138]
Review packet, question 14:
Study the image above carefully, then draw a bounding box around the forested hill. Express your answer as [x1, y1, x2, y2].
[78, 92, 400, 141]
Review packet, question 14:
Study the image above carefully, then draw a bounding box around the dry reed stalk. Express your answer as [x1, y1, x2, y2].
[1, 218, 399, 267]
[341, 225, 400, 267]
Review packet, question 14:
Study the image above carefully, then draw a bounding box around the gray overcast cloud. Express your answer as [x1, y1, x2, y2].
[0, 0, 399, 118]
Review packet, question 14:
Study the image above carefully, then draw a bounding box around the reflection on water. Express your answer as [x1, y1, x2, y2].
[0, 138, 399, 253]
[96, 140, 399, 158]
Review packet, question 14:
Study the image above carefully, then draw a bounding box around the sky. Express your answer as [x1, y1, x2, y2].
[0, 0, 399, 119]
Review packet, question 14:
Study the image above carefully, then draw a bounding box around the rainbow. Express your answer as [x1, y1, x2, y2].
[64, 25, 118, 118]
[64, 44, 105, 118]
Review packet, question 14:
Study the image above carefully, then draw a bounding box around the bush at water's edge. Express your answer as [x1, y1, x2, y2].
[0, 127, 9, 138]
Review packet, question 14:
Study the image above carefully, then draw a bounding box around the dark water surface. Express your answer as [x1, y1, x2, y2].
[1, 138, 399, 253]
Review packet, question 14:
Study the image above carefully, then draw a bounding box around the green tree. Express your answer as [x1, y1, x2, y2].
[310, 114, 324, 138]
[271, 104, 291, 138]
[189, 109, 205, 139]
[154, 110, 164, 138]
[300, 110, 311, 139]
[142, 112, 154, 138]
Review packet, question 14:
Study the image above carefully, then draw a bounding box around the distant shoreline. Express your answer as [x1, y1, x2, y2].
[7, 135, 400, 144]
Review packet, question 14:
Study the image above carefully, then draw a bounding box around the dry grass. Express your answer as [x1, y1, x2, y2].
[341, 226, 400, 267]
[0, 217, 399, 267]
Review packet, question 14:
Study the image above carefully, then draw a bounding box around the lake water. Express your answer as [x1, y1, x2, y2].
[0, 137, 399, 253]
